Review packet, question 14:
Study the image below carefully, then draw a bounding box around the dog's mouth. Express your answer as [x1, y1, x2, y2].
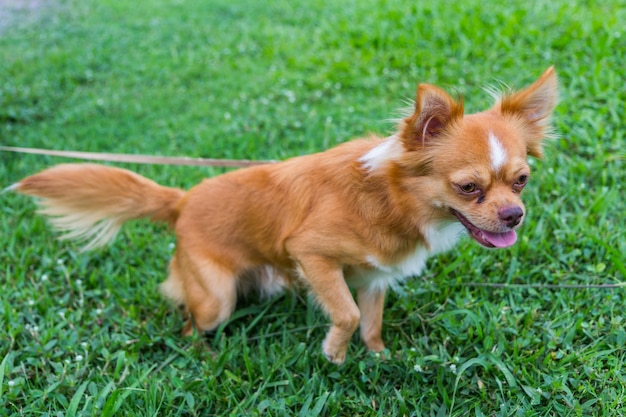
[450, 209, 517, 249]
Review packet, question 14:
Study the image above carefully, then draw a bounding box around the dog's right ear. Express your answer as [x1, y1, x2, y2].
[400, 84, 464, 150]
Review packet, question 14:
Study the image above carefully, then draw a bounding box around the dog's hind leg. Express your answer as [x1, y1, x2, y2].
[160, 257, 186, 306]
[165, 250, 238, 336]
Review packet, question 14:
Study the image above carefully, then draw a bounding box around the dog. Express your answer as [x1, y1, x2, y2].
[8, 67, 558, 364]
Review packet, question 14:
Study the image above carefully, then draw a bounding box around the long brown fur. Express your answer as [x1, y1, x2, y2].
[11, 67, 558, 364]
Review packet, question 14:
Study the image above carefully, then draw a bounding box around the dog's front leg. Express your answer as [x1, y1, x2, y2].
[356, 287, 386, 352]
[297, 254, 360, 365]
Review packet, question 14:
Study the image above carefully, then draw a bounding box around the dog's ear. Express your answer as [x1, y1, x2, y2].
[496, 66, 559, 158]
[400, 84, 464, 150]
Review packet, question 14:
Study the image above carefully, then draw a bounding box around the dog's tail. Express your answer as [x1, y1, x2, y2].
[8, 163, 185, 250]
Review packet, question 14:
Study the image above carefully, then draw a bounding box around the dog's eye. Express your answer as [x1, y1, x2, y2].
[513, 174, 529, 193]
[516, 174, 528, 185]
[460, 183, 477, 193]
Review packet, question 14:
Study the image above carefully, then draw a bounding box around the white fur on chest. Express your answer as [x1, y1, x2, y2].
[350, 222, 465, 292]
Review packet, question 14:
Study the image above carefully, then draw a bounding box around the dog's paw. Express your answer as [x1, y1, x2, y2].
[322, 340, 348, 365]
[323, 348, 347, 365]
[181, 320, 194, 337]
[365, 338, 386, 353]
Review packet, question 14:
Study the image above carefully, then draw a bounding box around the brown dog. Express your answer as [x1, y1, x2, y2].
[9, 67, 557, 364]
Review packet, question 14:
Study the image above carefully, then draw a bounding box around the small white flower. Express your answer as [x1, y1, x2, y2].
[413, 364, 423, 373]
[57, 259, 64, 265]
[95, 308, 102, 315]
[81, 342, 88, 348]
[8, 380, 16, 387]
[168, 242, 175, 250]
[449, 364, 457, 374]
[41, 274, 48, 282]
[27, 299, 35, 306]
[76, 279, 82, 286]
[75, 355, 84, 362]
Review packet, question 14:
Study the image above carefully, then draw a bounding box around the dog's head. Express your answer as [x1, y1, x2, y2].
[388, 67, 558, 248]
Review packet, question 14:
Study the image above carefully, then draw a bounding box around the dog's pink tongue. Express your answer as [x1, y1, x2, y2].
[482, 230, 517, 248]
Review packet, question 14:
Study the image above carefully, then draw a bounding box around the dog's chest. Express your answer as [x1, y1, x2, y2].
[350, 222, 465, 291]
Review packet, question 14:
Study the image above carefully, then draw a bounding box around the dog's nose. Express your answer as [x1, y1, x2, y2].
[498, 205, 524, 228]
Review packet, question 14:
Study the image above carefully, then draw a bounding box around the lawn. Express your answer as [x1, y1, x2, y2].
[1, 0, 625, 415]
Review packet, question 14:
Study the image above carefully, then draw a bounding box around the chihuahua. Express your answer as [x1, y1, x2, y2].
[10, 67, 557, 364]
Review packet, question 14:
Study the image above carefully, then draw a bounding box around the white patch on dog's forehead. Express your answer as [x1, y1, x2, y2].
[360, 135, 404, 172]
[488, 131, 508, 172]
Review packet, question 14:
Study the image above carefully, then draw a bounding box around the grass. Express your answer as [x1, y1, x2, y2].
[1, 0, 625, 415]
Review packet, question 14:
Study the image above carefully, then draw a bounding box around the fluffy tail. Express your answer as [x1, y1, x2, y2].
[10, 163, 185, 250]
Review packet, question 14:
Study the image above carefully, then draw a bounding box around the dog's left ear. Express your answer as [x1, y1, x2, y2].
[496, 66, 559, 158]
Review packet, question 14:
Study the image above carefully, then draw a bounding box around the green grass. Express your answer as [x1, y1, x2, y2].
[1, 0, 625, 415]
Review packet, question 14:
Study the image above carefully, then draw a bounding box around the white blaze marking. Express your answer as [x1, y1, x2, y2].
[488, 132, 508, 171]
